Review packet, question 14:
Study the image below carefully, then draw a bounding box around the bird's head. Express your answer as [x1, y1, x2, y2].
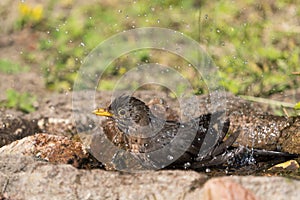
[93, 96, 152, 133]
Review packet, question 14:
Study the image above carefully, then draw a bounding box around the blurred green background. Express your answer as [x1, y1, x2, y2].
[0, 0, 299, 99]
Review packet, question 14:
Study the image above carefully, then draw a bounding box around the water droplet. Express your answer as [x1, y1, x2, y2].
[205, 168, 211, 173]
[167, 155, 174, 160]
[183, 162, 191, 169]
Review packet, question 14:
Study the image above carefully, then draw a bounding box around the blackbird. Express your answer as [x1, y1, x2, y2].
[93, 95, 242, 169]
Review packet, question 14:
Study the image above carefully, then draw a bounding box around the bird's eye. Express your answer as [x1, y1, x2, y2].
[118, 109, 126, 116]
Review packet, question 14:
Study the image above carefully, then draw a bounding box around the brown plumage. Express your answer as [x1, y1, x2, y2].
[93, 95, 241, 169]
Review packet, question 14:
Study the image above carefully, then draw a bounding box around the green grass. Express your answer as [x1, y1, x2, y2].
[1, 89, 36, 113]
[14, 0, 300, 96]
[295, 102, 300, 110]
[0, 59, 29, 74]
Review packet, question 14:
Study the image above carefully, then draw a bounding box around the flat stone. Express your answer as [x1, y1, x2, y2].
[1, 154, 299, 200]
[0, 133, 92, 168]
[201, 178, 258, 200]
[0, 154, 207, 200]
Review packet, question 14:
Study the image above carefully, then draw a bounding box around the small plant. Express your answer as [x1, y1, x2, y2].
[16, 3, 43, 29]
[293, 72, 300, 111]
[0, 59, 29, 74]
[1, 89, 36, 113]
[295, 102, 300, 110]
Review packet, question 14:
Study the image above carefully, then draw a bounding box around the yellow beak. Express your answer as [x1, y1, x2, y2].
[92, 108, 113, 117]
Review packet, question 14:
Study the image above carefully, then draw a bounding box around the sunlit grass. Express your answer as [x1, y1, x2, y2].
[1, 89, 36, 113]
[0, 59, 29, 74]
[13, 0, 299, 96]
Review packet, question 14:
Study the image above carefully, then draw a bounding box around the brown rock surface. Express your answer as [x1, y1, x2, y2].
[1, 92, 300, 154]
[202, 178, 258, 200]
[0, 133, 94, 168]
[0, 154, 207, 200]
[0, 154, 299, 200]
[279, 117, 300, 154]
